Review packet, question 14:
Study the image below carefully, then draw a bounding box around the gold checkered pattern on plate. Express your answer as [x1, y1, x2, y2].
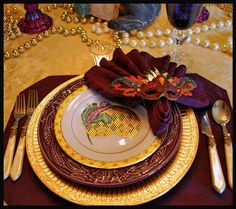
[86, 106, 141, 137]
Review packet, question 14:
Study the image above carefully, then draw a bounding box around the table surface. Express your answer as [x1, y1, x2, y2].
[4, 3, 233, 129]
[3, 3, 233, 206]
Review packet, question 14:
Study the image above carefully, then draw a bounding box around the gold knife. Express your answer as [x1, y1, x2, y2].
[201, 111, 226, 193]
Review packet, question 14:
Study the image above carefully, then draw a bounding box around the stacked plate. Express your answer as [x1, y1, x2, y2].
[26, 75, 199, 205]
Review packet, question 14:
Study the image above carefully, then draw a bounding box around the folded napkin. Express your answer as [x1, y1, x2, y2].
[84, 48, 228, 136]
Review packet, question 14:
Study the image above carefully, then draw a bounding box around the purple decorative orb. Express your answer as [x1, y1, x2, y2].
[18, 4, 53, 34]
[197, 7, 209, 23]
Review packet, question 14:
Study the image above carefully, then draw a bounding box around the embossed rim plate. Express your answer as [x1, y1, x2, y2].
[26, 76, 199, 205]
[55, 87, 166, 169]
[37, 76, 182, 187]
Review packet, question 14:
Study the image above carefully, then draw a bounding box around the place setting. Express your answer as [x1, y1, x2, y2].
[3, 3, 233, 206]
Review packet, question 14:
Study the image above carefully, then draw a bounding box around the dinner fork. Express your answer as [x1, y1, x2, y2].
[10, 90, 39, 181]
[4, 93, 26, 180]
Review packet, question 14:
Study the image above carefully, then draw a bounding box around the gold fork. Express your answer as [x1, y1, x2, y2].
[4, 93, 26, 180]
[10, 90, 39, 181]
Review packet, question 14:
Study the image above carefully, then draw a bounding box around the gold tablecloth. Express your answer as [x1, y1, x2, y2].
[4, 3, 232, 130]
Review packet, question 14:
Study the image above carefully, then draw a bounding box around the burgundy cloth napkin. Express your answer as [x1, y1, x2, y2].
[84, 48, 229, 136]
[3, 76, 233, 206]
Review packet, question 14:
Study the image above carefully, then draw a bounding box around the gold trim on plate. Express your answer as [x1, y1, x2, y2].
[54, 87, 165, 169]
[26, 76, 199, 205]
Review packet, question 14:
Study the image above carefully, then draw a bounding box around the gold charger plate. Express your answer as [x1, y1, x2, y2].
[26, 76, 199, 205]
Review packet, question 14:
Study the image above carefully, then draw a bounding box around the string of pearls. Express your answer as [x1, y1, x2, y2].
[116, 19, 232, 53]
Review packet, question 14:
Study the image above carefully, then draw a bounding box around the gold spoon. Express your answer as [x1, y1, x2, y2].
[212, 100, 233, 190]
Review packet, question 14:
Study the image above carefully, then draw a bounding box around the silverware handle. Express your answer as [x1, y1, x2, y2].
[223, 130, 233, 190]
[10, 127, 27, 181]
[4, 127, 17, 180]
[208, 136, 226, 193]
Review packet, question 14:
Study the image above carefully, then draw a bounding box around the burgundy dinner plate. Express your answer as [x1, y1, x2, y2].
[37, 78, 182, 187]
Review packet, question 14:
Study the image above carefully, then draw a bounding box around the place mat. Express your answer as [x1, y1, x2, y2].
[4, 76, 233, 205]
[38, 76, 182, 187]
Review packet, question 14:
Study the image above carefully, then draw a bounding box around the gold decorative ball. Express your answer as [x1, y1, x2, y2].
[87, 38, 93, 46]
[73, 16, 80, 23]
[12, 7, 17, 14]
[37, 34, 44, 41]
[46, 5, 51, 12]
[78, 26, 83, 31]
[5, 9, 11, 15]
[97, 18, 102, 23]
[81, 17, 87, 24]
[81, 30, 87, 36]
[68, 7, 74, 14]
[89, 16, 95, 23]
[43, 30, 50, 37]
[70, 28, 77, 35]
[57, 26, 64, 34]
[18, 46, 25, 53]
[50, 26, 57, 34]
[81, 34, 87, 39]
[4, 51, 11, 59]
[10, 34, 16, 40]
[113, 31, 119, 36]
[117, 39, 122, 44]
[12, 49, 20, 57]
[31, 38, 38, 45]
[117, 44, 122, 48]
[61, 14, 67, 21]
[39, 8, 44, 13]
[52, 4, 58, 9]
[66, 16, 72, 23]
[24, 42, 32, 49]
[63, 11, 68, 15]
[113, 35, 120, 41]
[76, 27, 83, 34]
[16, 31, 22, 37]
[63, 29, 70, 36]
[82, 36, 88, 42]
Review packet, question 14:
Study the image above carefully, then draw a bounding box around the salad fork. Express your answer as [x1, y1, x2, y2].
[4, 93, 26, 180]
[10, 90, 39, 181]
